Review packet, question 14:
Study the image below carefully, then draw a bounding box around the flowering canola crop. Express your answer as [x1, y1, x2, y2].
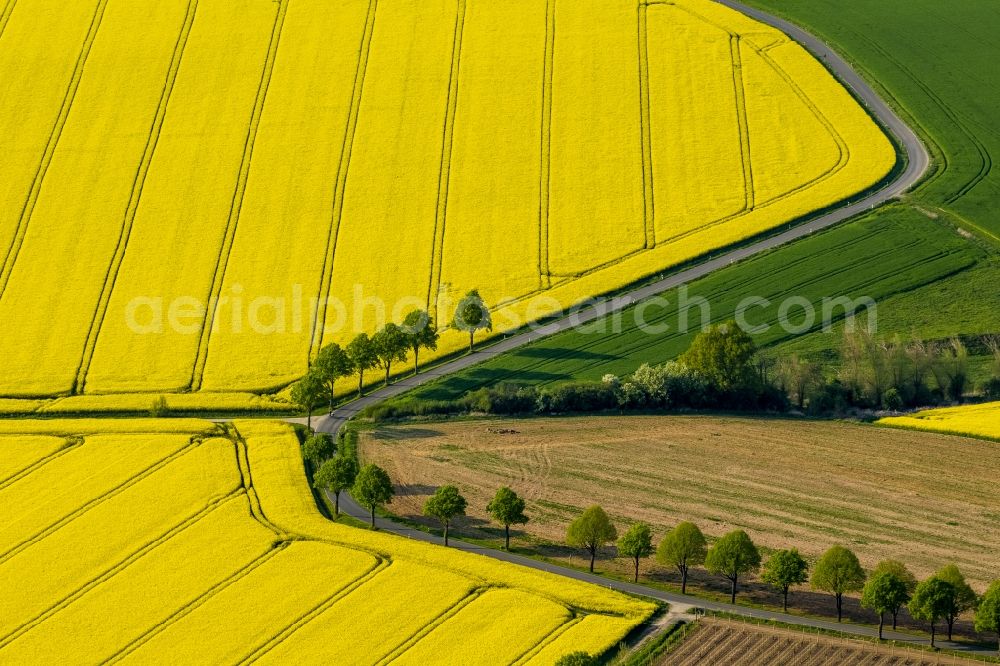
[0, 419, 654, 662]
[878, 402, 1000, 441]
[0, 0, 894, 408]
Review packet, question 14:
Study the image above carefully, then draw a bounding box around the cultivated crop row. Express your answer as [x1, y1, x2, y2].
[0, 0, 894, 409]
[0, 419, 653, 662]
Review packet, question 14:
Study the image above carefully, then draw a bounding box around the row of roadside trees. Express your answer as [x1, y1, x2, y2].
[304, 432, 1000, 652]
[564, 508, 1000, 649]
[292, 290, 493, 427]
[305, 432, 527, 548]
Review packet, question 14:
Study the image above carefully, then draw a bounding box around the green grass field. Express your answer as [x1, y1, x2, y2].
[404, 213, 992, 401]
[397, 1, 1000, 402]
[747, 0, 1000, 245]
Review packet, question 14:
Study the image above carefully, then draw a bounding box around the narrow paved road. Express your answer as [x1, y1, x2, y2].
[311, 1, 930, 438]
[329, 489, 990, 656]
[302, 0, 970, 656]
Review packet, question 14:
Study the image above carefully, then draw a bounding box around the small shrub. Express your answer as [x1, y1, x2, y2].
[537, 381, 618, 413]
[883, 387, 904, 411]
[554, 652, 598, 666]
[149, 396, 169, 417]
[982, 377, 1000, 400]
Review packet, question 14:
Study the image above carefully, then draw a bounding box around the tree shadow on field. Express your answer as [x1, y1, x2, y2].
[392, 483, 438, 497]
[645, 568, 990, 643]
[370, 427, 443, 440]
[511, 347, 618, 362]
[416, 368, 571, 401]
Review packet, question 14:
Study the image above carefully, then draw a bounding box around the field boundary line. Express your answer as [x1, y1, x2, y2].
[0, 436, 80, 490]
[511, 614, 581, 665]
[537, 0, 556, 288]
[729, 35, 756, 211]
[309, 0, 380, 360]
[432, 230, 945, 386]
[229, 425, 282, 534]
[0, 438, 202, 564]
[0, 0, 17, 40]
[427, 0, 468, 319]
[104, 530, 285, 663]
[0, 490, 243, 648]
[637, 2, 655, 248]
[74, 0, 200, 393]
[236, 558, 390, 664]
[850, 31, 990, 206]
[665, 4, 850, 229]
[189, 0, 288, 390]
[377, 586, 488, 665]
[0, 0, 110, 298]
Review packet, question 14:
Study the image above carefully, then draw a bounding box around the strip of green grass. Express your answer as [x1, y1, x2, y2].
[744, 0, 1000, 245]
[401, 212, 984, 401]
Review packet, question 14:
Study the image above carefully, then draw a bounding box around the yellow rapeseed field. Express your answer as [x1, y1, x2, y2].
[0, 0, 894, 408]
[0, 419, 654, 662]
[878, 401, 1000, 441]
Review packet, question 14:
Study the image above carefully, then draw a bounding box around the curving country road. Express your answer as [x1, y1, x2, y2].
[305, 0, 961, 654]
[328, 489, 989, 656]
[312, 0, 930, 437]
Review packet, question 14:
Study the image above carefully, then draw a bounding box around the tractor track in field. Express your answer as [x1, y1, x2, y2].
[299, 0, 956, 653]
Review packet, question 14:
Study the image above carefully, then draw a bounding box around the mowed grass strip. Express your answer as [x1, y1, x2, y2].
[360, 415, 1000, 586]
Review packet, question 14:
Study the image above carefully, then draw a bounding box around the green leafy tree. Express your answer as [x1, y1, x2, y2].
[485, 486, 528, 550]
[872, 559, 918, 629]
[811, 546, 866, 622]
[909, 577, 955, 647]
[705, 529, 761, 604]
[566, 505, 617, 573]
[936, 564, 979, 641]
[302, 432, 335, 466]
[680, 321, 757, 391]
[402, 309, 439, 375]
[352, 463, 393, 527]
[452, 289, 492, 352]
[313, 342, 353, 411]
[862, 570, 910, 639]
[975, 580, 1000, 655]
[617, 522, 655, 583]
[290, 370, 325, 430]
[761, 548, 809, 612]
[313, 456, 358, 516]
[423, 485, 467, 546]
[346, 333, 378, 397]
[656, 521, 707, 594]
[372, 323, 409, 386]
[554, 653, 598, 666]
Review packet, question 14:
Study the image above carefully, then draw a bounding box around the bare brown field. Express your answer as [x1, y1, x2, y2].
[359, 415, 1000, 588]
[657, 619, 982, 665]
